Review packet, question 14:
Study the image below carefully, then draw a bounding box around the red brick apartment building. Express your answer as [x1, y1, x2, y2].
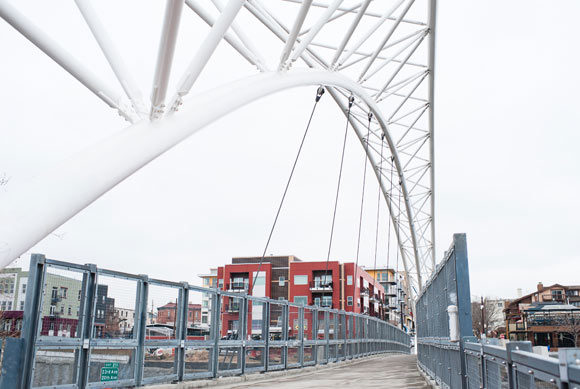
[216, 256, 386, 338]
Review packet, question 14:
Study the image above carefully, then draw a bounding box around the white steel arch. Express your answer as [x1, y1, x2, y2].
[0, 0, 437, 298]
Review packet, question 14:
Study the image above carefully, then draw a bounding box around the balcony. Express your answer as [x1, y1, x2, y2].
[226, 281, 249, 293]
[224, 303, 241, 313]
[310, 280, 333, 292]
[386, 288, 397, 297]
[370, 294, 380, 303]
[360, 287, 369, 296]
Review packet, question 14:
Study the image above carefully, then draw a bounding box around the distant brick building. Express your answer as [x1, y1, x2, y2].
[157, 302, 202, 327]
[215, 256, 386, 338]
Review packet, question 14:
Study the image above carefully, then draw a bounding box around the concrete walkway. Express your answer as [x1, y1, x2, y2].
[211, 354, 429, 388]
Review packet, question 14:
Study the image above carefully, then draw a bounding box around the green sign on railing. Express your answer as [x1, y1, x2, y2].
[100, 362, 119, 382]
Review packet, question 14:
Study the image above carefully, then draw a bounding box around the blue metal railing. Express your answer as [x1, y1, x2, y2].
[2, 254, 410, 389]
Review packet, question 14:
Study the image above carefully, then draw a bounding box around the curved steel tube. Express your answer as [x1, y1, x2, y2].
[0, 69, 422, 291]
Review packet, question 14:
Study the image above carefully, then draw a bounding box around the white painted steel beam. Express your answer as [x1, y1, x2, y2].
[75, 0, 147, 118]
[150, 0, 185, 120]
[210, 0, 267, 71]
[185, 0, 261, 69]
[330, 0, 371, 69]
[288, 0, 344, 65]
[336, 0, 404, 69]
[0, 1, 137, 123]
[358, 0, 416, 82]
[169, 0, 246, 113]
[0, 69, 421, 291]
[278, 0, 312, 70]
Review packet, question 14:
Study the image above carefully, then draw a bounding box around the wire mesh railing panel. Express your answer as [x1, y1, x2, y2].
[515, 370, 534, 389]
[416, 234, 472, 387]
[217, 347, 241, 372]
[465, 353, 482, 389]
[219, 294, 243, 341]
[32, 347, 80, 387]
[93, 273, 139, 341]
[87, 347, 136, 385]
[515, 371, 560, 389]
[245, 346, 265, 370]
[142, 282, 180, 383]
[184, 348, 212, 376]
[485, 359, 509, 389]
[39, 264, 88, 340]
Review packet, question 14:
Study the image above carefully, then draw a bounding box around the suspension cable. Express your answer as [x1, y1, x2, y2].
[386, 156, 394, 271]
[353, 112, 372, 302]
[322, 95, 354, 304]
[396, 176, 402, 324]
[250, 87, 325, 295]
[373, 130, 389, 319]
[371, 129, 383, 297]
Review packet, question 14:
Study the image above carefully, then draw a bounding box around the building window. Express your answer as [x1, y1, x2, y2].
[68, 306, 72, 315]
[347, 275, 353, 286]
[0, 301, 5, 310]
[202, 316, 208, 324]
[347, 296, 353, 306]
[60, 306, 64, 314]
[202, 300, 209, 308]
[6, 302, 12, 310]
[294, 275, 308, 285]
[322, 296, 332, 308]
[20, 301, 25, 310]
[218, 279, 224, 289]
[279, 276, 285, 286]
[59, 287, 68, 299]
[50, 305, 56, 315]
[294, 296, 308, 306]
[21, 283, 26, 294]
[203, 278, 209, 286]
[278, 297, 286, 301]
[51, 287, 58, 300]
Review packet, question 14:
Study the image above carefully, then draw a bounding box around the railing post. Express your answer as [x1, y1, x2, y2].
[19, 254, 46, 389]
[558, 348, 580, 387]
[77, 264, 98, 389]
[176, 282, 189, 381]
[506, 341, 532, 389]
[299, 306, 304, 367]
[283, 302, 289, 369]
[311, 307, 316, 364]
[134, 275, 149, 387]
[324, 310, 329, 363]
[211, 291, 221, 378]
[264, 300, 270, 371]
[240, 294, 247, 375]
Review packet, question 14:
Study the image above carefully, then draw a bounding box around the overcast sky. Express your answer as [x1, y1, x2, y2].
[1, 0, 578, 301]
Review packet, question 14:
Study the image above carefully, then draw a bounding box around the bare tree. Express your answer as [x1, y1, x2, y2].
[472, 297, 503, 337]
[554, 312, 580, 347]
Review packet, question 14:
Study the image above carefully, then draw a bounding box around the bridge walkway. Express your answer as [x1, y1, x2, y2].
[149, 354, 429, 389]
[215, 354, 428, 388]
